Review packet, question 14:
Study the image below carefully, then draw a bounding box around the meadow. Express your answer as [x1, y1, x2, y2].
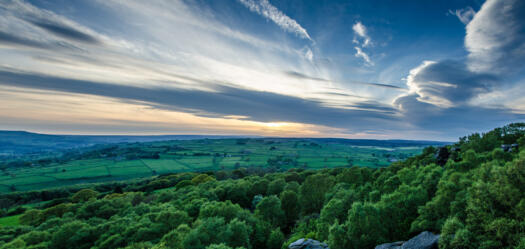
[0, 138, 436, 193]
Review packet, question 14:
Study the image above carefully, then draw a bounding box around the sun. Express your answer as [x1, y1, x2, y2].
[264, 122, 289, 128]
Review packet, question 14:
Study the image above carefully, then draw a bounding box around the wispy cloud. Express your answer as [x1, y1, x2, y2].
[352, 21, 374, 65]
[448, 7, 476, 25]
[352, 21, 371, 47]
[354, 47, 373, 66]
[237, 0, 312, 41]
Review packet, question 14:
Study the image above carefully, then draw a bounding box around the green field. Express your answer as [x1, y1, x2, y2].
[0, 214, 20, 227]
[0, 138, 439, 192]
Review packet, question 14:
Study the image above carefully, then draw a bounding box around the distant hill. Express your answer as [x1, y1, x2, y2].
[0, 131, 243, 156]
[0, 131, 450, 157]
[299, 138, 450, 147]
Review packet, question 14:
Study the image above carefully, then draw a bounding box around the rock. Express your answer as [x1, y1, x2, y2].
[401, 231, 439, 249]
[375, 231, 439, 249]
[434, 147, 450, 166]
[375, 241, 404, 249]
[289, 238, 330, 249]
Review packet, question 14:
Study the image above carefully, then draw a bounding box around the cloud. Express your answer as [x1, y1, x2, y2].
[403, 60, 497, 108]
[285, 70, 404, 90]
[0, 70, 403, 132]
[395, 0, 525, 110]
[237, 0, 312, 41]
[352, 21, 371, 47]
[28, 20, 100, 44]
[394, 93, 523, 136]
[1, 0, 523, 140]
[284, 71, 330, 82]
[390, 0, 525, 138]
[449, 7, 476, 25]
[0, 30, 49, 49]
[352, 21, 373, 65]
[465, 0, 525, 74]
[354, 46, 373, 65]
[0, 0, 101, 45]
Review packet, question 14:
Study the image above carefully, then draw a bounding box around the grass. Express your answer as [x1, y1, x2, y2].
[0, 138, 432, 192]
[0, 214, 21, 227]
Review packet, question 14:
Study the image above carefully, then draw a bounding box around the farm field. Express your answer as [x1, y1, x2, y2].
[0, 138, 445, 192]
[0, 214, 20, 227]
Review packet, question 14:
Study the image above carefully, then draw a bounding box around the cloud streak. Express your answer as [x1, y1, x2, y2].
[285, 71, 404, 90]
[449, 7, 476, 25]
[0, 69, 402, 132]
[354, 47, 373, 66]
[237, 0, 312, 41]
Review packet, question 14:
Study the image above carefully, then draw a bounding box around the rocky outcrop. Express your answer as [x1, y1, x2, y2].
[289, 238, 330, 249]
[375, 231, 440, 249]
[375, 241, 404, 249]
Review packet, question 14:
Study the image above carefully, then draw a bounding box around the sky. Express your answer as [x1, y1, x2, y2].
[0, 0, 524, 141]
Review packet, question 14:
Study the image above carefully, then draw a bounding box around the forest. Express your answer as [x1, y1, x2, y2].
[0, 123, 523, 249]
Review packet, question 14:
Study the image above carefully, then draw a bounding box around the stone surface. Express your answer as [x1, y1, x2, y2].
[375, 231, 439, 249]
[375, 241, 404, 249]
[401, 231, 439, 249]
[289, 238, 330, 249]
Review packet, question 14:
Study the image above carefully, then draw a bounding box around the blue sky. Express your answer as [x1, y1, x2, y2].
[0, 0, 523, 140]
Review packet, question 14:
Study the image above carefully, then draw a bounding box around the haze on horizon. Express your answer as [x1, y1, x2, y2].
[0, 0, 524, 141]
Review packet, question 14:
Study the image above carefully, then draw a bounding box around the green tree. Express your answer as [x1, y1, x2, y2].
[279, 190, 299, 228]
[192, 174, 215, 185]
[51, 221, 98, 249]
[160, 224, 191, 249]
[255, 196, 284, 228]
[267, 178, 286, 195]
[156, 210, 191, 231]
[266, 228, 284, 249]
[346, 202, 386, 249]
[19, 209, 42, 226]
[72, 189, 99, 203]
[225, 218, 252, 248]
[299, 174, 335, 214]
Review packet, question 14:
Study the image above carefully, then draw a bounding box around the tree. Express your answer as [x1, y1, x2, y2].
[255, 196, 284, 228]
[299, 174, 335, 214]
[183, 217, 226, 249]
[280, 190, 299, 228]
[439, 217, 476, 249]
[266, 228, 284, 249]
[161, 224, 191, 249]
[19, 209, 42, 226]
[72, 189, 99, 203]
[51, 221, 98, 249]
[248, 179, 269, 197]
[267, 178, 286, 196]
[199, 201, 245, 223]
[156, 210, 191, 231]
[225, 218, 252, 248]
[192, 174, 215, 185]
[328, 222, 349, 249]
[346, 202, 386, 249]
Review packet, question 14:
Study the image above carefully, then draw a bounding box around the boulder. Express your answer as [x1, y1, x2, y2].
[401, 231, 439, 249]
[375, 241, 404, 249]
[289, 238, 330, 249]
[375, 231, 439, 249]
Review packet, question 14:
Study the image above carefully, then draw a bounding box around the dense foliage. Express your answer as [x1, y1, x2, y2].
[0, 124, 523, 249]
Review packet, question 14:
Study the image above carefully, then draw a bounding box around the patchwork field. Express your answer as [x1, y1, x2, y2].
[0, 138, 445, 192]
